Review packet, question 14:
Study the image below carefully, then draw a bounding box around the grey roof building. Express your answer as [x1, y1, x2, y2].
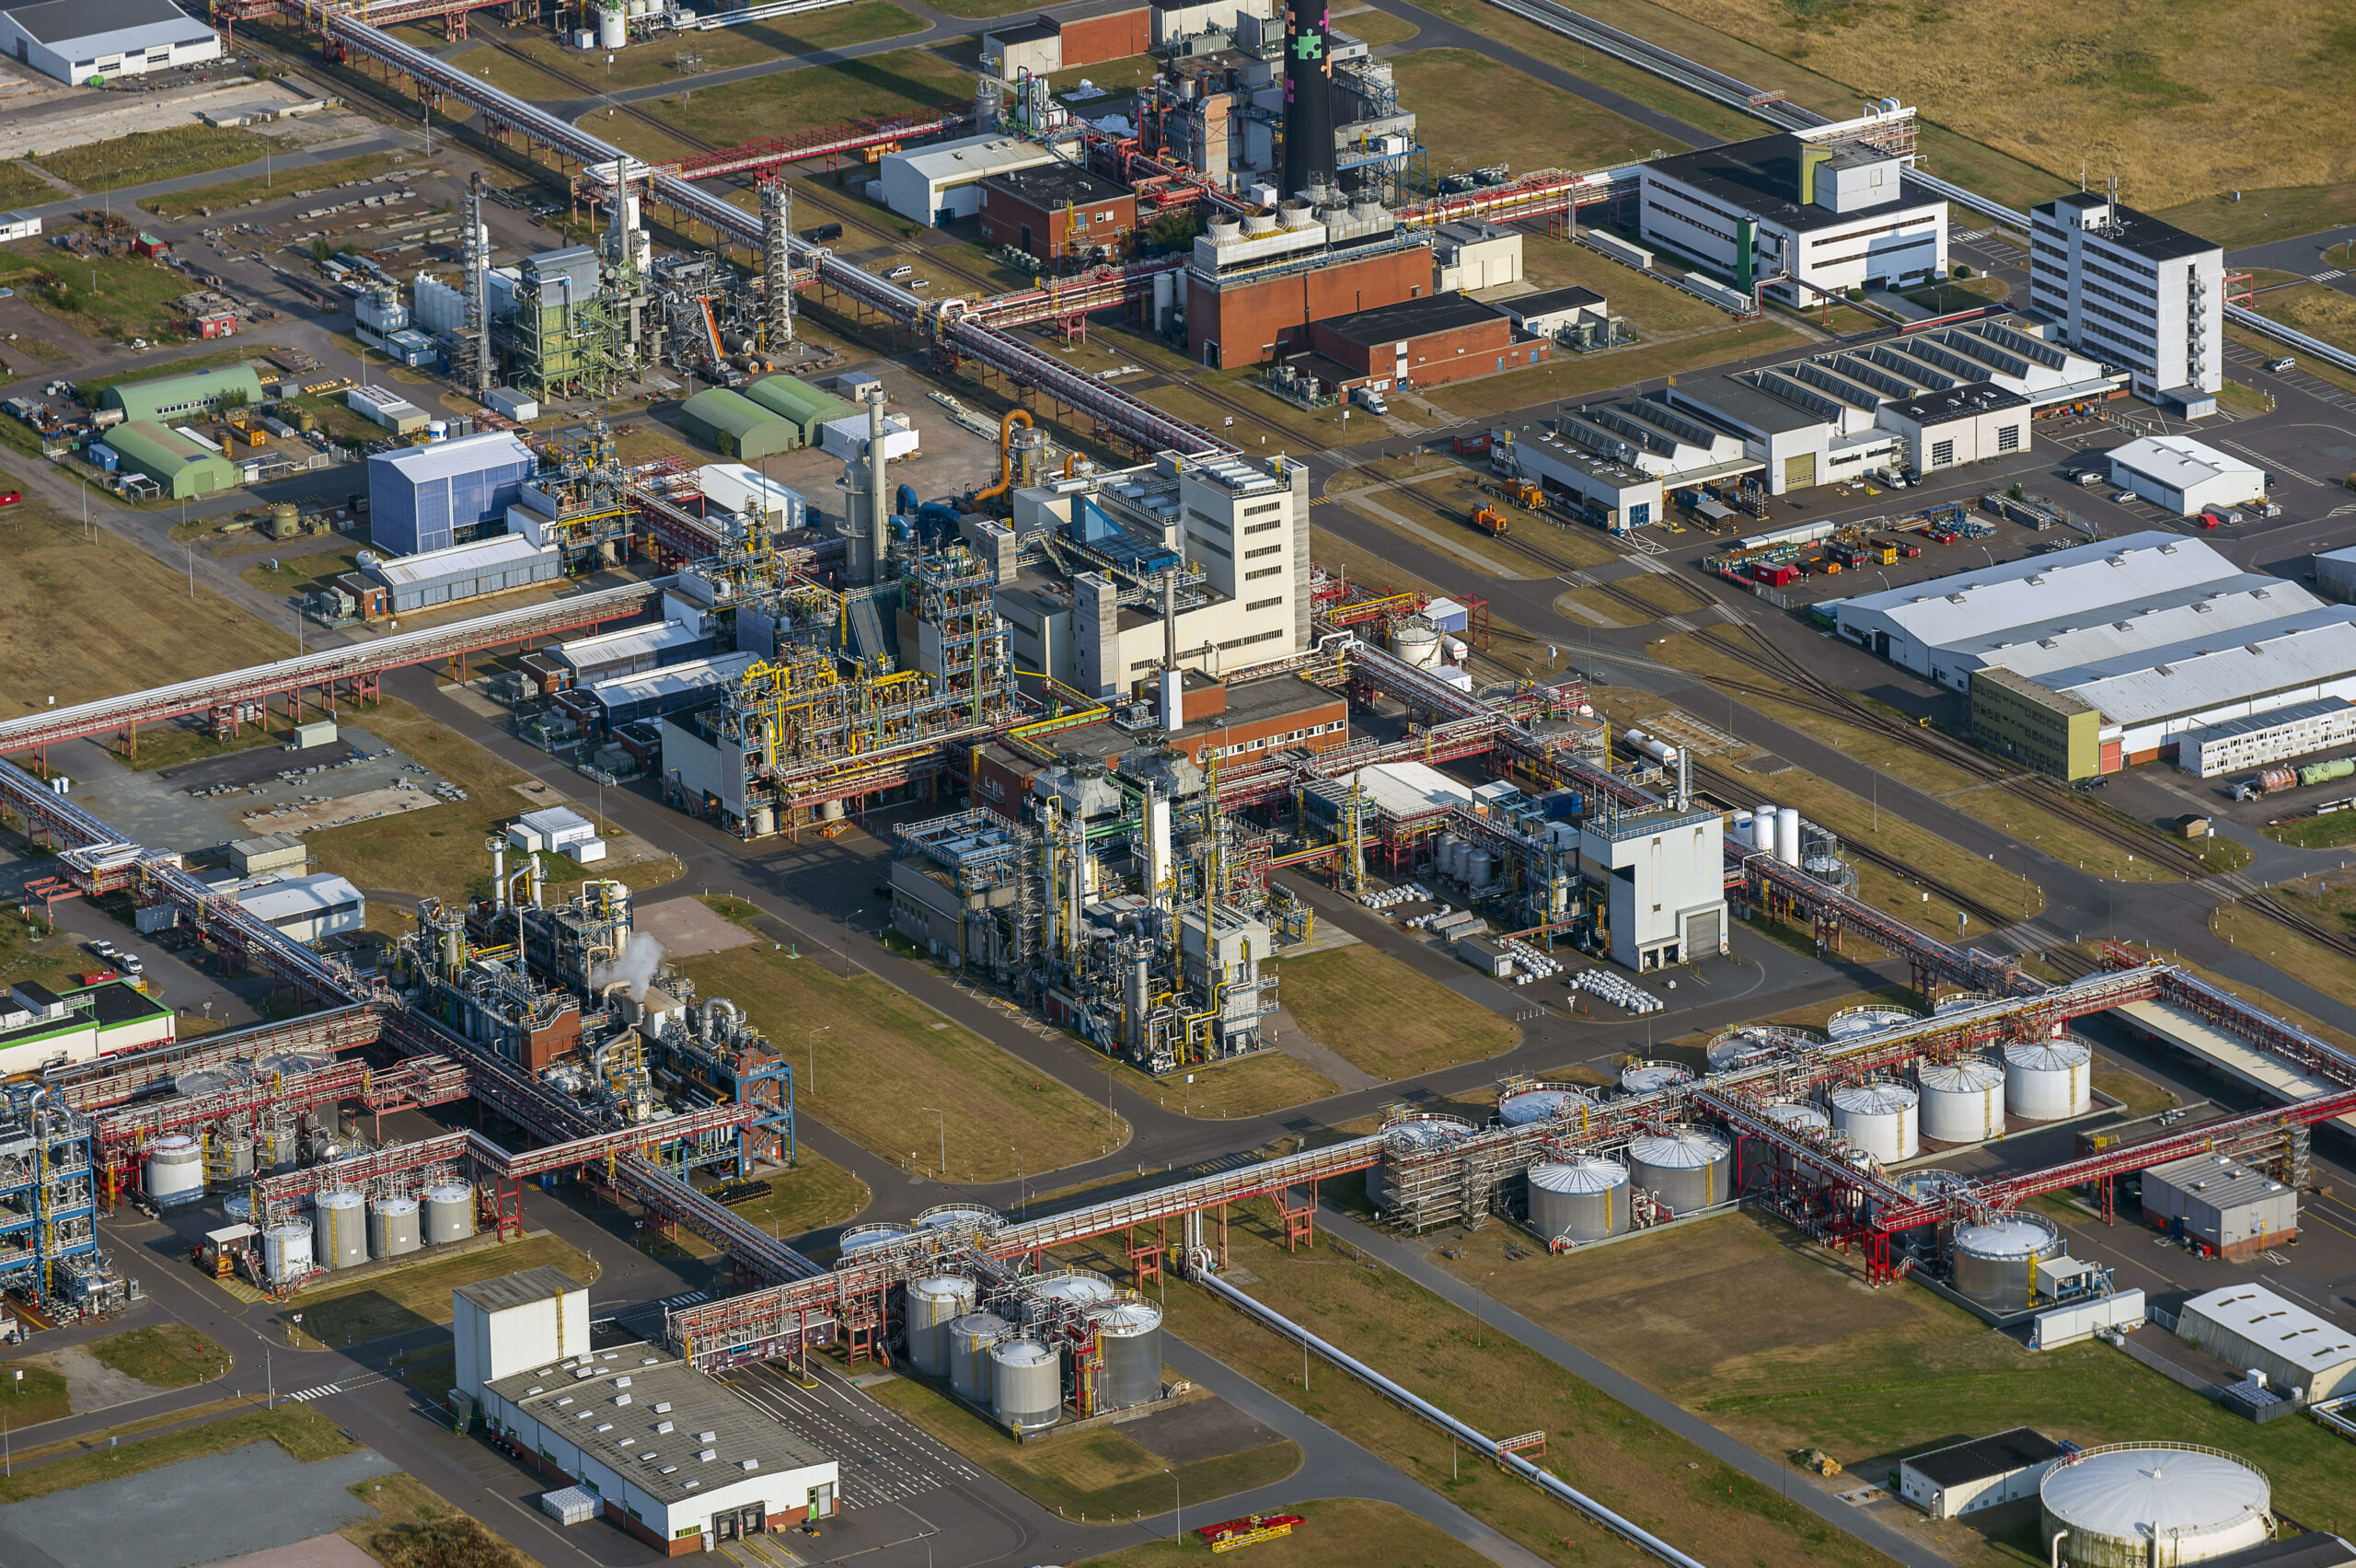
[0, 0, 221, 84]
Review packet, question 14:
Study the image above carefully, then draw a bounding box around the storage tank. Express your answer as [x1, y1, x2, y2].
[1917, 1058, 2005, 1143]
[1731, 810, 1752, 848]
[837, 1221, 913, 1260]
[1094, 1299, 1163, 1411]
[907, 1275, 976, 1376]
[1826, 1004, 1921, 1043]
[2038, 1445, 2272, 1567]
[263, 1223, 314, 1284]
[1028, 1270, 1116, 1325]
[1704, 1024, 1821, 1072]
[313, 1190, 368, 1270]
[1949, 1213, 2060, 1312]
[214, 1135, 255, 1186]
[1626, 1126, 1731, 1214]
[144, 1136, 205, 1206]
[424, 1183, 475, 1244]
[1468, 848, 1494, 889]
[1496, 1086, 1592, 1127]
[947, 1311, 1009, 1402]
[1830, 1082, 1919, 1163]
[989, 1337, 1061, 1433]
[916, 1204, 999, 1237]
[1369, 1113, 1473, 1208]
[1392, 620, 1443, 668]
[2004, 1037, 2092, 1121]
[597, 3, 626, 49]
[1618, 1059, 1692, 1096]
[1933, 991, 1993, 1016]
[1752, 803, 1776, 852]
[1761, 1100, 1831, 1147]
[369, 1195, 422, 1259]
[2299, 756, 2355, 788]
[1527, 1158, 1628, 1243]
[1775, 806, 1802, 867]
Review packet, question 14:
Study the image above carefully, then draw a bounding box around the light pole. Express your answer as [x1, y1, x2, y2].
[1011, 1147, 1025, 1217]
[1165, 1467, 1181, 1541]
[921, 1106, 946, 1177]
[6, 1366, 17, 1476]
[805, 1025, 829, 1096]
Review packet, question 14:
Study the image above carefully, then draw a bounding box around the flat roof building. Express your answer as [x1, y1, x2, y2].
[2140, 1151, 2297, 1258]
[2107, 434, 2265, 515]
[368, 432, 539, 556]
[0, 0, 220, 82]
[0, 978, 174, 1076]
[978, 163, 1139, 264]
[234, 872, 365, 947]
[2175, 1283, 2356, 1402]
[2030, 192, 2223, 407]
[1502, 284, 1607, 338]
[1308, 294, 1546, 390]
[879, 135, 1061, 227]
[1897, 1428, 2066, 1520]
[364, 532, 562, 614]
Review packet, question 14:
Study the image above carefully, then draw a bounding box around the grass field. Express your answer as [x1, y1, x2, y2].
[1426, 320, 1807, 421]
[1592, 0, 2348, 209]
[679, 905, 1127, 1182]
[707, 1154, 870, 1243]
[2094, 1066, 2178, 1118]
[2252, 282, 2356, 356]
[2210, 901, 2356, 1015]
[867, 1374, 1300, 1520]
[0, 1402, 350, 1506]
[639, 47, 972, 148]
[1067, 1216, 1881, 1568]
[2159, 185, 2356, 251]
[1334, 486, 1531, 581]
[0, 1357, 73, 1425]
[1393, 50, 1683, 178]
[1520, 232, 1730, 337]
[285, 1234, 600, 1347]
[1275, 943, 1519, 1081]
[1336, 6, 1423, 45]
[504, 3, 920, 91]
[1426, 1209, 2356, 1563]
[1409, 0, 1760, 145]
[7, 248, 225, 342]
[0, 472, 294, 716]
[1108, 1051, 1339, 1118]
[347, 1470, 531, 1568]
[0, 164, 53, 209]
[36, 126, 275, 193]
[142, 153, 419, 221]
[88, 1324, 230, 1389]
[1079, 1498, 1489, 1568]
[0, 905, 101, 997]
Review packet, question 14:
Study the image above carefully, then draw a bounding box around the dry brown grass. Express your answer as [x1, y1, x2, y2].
[1080, 1498, 1493, 1568]
[1395, 49, 1684, 177]
[2255, 282, 2356, 355]
[1275, 942, 1520, 1080]
[1627, 0, 2355, 207]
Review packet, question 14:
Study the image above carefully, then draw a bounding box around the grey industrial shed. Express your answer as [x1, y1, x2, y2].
[2139, 1151, 2298, 1258]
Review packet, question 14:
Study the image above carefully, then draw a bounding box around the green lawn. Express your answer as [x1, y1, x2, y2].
[700, 1155, 870, 1247]
[502, 2, 922, 91]
[1426, 319, 1808, 420]
[0, 1404, 350, 1505]
[1394, 49, 1684, 179]
[2158, 184, 2356, 251]
[636, 47, 971, 146]
[87, 1325, 231, 1389]
[1274, 943, 1519, 1081]
[35, 126, 277, 194]
[2251, 282, 2356, 355]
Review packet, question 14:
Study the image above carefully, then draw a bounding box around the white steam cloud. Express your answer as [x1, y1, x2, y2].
[594, 931, 666, 1000]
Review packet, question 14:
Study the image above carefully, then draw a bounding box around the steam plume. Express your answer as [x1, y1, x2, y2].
[594, 931, 666, 1000]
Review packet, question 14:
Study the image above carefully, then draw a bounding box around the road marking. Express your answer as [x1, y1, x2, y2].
[287, 1383, 341, 1401]
[2219, 438, 2320, 486]
[2309, 269, 2346, 282]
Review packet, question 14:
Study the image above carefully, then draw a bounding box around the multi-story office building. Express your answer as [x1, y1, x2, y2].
[2027, 191, 2223, 409]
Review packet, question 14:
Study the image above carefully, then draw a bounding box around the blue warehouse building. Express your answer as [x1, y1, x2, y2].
[367, 432, 537, 555]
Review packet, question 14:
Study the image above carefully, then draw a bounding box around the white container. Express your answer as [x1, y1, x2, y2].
[1830, 1081, 1920, 1163]
[1775, 806, 1802, 867]
[425, 1183, 475, 1244]
[1752, 803, 1775, 852]
[2004, 1038, 2092, 1121]
[1917, 1058, 2005, 1144]
[263, 1222, 314, 1283]
[144, 1135, 204, 1205]
[314, 1190, 368, 1270]
[597, 5, 627, 50]
[2038, 1445, 2270, 1567]
[907, 1276, 976, 1375]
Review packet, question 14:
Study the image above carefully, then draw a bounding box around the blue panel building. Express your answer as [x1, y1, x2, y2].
[368, 432, 537, 555]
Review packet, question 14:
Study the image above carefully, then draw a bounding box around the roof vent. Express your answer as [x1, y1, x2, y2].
[524, 1387, 543, 1397]
[661, 1466, 677, 1475]
[653, 1403, 672, 1413]
[615, 1394, 632, 1407]
[742, 1459, 760, 1472]
[699, 1449, 718, 1463]
[684, 1481, 700, 1492]
[595, 1423, 614, 1433]
[2027, 574, 2045, 584]
[614, 1378, 631, 1389]
[656, 1421, 675, 1434]
[2155, 663, 2174, 674]
[2160, 543, 2178, 554]
[698, 1431, 718, 1444]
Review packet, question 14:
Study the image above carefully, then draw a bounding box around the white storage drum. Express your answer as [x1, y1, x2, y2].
[2004, 1038, 2092, 1121]
[1917, 1058, 2005, 1144]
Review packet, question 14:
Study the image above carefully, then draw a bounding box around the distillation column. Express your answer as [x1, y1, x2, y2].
[761, 178, 794, 353]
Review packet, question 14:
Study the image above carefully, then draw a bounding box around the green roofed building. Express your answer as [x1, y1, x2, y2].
[103, 421, 241, 499]
[744, 376, 857, 447]
[679, 388, 798, 461]
[99, 364, 265, 424]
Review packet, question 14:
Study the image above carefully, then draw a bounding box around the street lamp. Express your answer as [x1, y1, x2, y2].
[805, 1025, 830, 1095]
[1165, 1467, 1181, 1541]
[920, 1108, 946, 1177]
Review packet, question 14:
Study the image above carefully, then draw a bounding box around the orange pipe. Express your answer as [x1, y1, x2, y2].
[975, 409, 1034, 502]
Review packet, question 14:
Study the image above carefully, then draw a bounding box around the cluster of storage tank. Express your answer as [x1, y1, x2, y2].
[140, 1055, 343, 1208]
[907, 1268, 1166, 1435]
[1524, 1125, 1735, 1244]
[1428, 834, 1498, 891]
[1730, 804, 1806, 868]
[265, 1182, 477, 1284]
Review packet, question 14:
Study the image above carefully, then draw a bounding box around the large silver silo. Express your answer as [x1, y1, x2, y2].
[948, 1311, 1009, 1402]
[1949, 1214, 2062, 1313]
[368, 1195, 422, 1259]
[1625, 1127, 1731, 1215]
[989, 1337, 1061, 1434]
[313, 1190, 367, 1270]
[1526, 1158, 1628, 1244]
[1094, 1299, 1163, 1411]
[907, 1275, 976, 1376]
[424, 1183, 475, 1245]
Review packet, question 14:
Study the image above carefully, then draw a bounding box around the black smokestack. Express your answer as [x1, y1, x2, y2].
[1281, 0, 1335, 200]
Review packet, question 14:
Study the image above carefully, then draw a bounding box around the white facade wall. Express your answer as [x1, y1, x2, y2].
[453, 1282, 591, 1403]
[1637, 166, 1945, 304]
[1881, 405, 2027, 474]
[2187, 702, 2356, 778]
[2028, 199, 2223, 398]
[1579, 810, 1727, 971]
[1, 15, 219, 85]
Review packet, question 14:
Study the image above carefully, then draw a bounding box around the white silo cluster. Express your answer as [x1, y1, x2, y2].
[1732, 801, 1807, 867]
[278, 1174, 479, 1285]
[1428, 833, 1499, 890]
[1359, 881, 1433, 910]
[1917, 1057, 2007, 1143]
[1567, 969, 1663, 1014]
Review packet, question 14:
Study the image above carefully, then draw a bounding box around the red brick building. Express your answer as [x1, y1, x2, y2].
[1308, 294, 1548, 389]
[979, 164, 1139, 265]
[981, 4, 1149, 75]
[1187, 245, 1431, 369]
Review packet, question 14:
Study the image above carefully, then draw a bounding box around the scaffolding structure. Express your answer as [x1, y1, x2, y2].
[0, 1090, 99, 1306]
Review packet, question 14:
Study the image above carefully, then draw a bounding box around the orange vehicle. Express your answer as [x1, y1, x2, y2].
[1470, 504, 1509, 536]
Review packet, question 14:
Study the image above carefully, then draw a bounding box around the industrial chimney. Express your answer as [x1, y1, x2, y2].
[1280, 0, 1336, 200]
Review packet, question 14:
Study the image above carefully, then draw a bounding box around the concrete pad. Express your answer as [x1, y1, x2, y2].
[0, 1440, 398, 1568]
[213, 1536, 378, 1568]
[636, 897, 757, 959]
[238, 787, 443, 836]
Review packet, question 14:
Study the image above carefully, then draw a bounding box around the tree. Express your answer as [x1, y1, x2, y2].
[1951, 262, 1973, 279]
[1146, 208, 1204, 253]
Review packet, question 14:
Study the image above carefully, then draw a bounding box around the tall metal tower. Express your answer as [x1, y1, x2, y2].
[759, 178, 793, 354]
[459, 171, 492, 401]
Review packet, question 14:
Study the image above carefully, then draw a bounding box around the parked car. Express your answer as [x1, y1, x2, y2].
[119, 953, 145, 976]
[2269, 355, 2296, 373]
[2112, 490, 2137, 504]
[0, 491, 18, 506]
[87, 939, 116, 959]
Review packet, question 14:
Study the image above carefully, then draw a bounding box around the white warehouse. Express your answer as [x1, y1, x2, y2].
[878, 134, 1058, 226]
[2106, 433, 2266, 515]
[0, 0, 221, 85]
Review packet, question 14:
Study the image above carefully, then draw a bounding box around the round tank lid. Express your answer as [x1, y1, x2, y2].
[317, 1190, 364, 1208]
[2039, 1446, 2269, 1539]
[918, 1205, 998, 1229]
[1036, 1274, 1115, 1307]
[2004, 1039, 2091, 1069]
[1918, 1059, 2005, 1090]
[991, 1337, 1056, 1366]
[152, 1134, 199, 1151]
[912, 1274, 975, 1296]
[375, 1196, 420, 1213]
[1620, 1063, 1692, 1093]
[1385, 1114, 1473, 1148]
[950, 1311, 1009, 1334]
[838, 1224, 912, 1252]
[267, 1222, 311, 1238]
[1096, 1300, 1162, 1332]
[1831, 1082, 1919, 1114]
[1933, 992, 1992, 1015]
[1497, 1089, 1589, 1124]
[426, 1184, 472, 1202]
[1529, 1158, 1628, 1194]
[1827, 1007, 1920, 1041]
[1955, 1214, 2057, 1258]
[1898, 1170, 1960, 1199]
[1628, 1127, 1730, 1167]
[1762, 1101, 1830, 1131]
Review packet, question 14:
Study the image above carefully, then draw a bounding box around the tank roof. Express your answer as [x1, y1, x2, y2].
[1628, 1127, 1729, 1167]
[1831, 1082, 1919, 1113]
[1954, 1214, 2058, 1258]
[2039, 1445, 2269, 1542]
[2004, 1038, 2092, 1068]
[1530, 1158, 1629, 1193]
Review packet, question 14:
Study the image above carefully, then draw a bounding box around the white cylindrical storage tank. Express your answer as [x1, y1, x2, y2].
[1730, 810, 1752, 848]
[1829, 1082, 1919, 1163]
[2039, 1446, 2272, 1567]
[1027, 1270, 1115, 1327]
[1949, 1213, 2061, 1312]
[1826, 1004, 1921, 1043]
[1704, 1025, 1821, 1073]
[1917, 1058, 2005, 1144]
[144, 1135, 204, 1205]
[314, 1190, 367, 1270]
[1752, 804, 1776, 851]
[1496, 1087, 1592, 1127]
[989, 1337, 1061, 1433]
[1095, 1299, 1163, 1411]
[1933, 991, 1994, 1016]
[1625, 1126, 1731, 1214]
[1527, 1158, 1628, 1244]
[1775, 806, 1802, 867]
[837, 1222, 913, 1260]
[1760, 1100, 1831, 1167]
[216, 1136, 256, 1185]
[907, 1275, 976, 1376]
[2004, 1038, 2092, 1120]
[947, 1311, 1009, 1402]
[916, 1204, 999, 1238]
[1369, 1114, 1473, 1208]
[1152, 268, 1174, 328]
[1445, 836, 1468, 882]
[424, 1184, 475, 1244]
[263, 1223, 314, 1283]
[369, 1196, 422, 1259]
[597, 5, 626, 49]
[1392, 620, 1443, 667]
[1618, 1059, 1692, 1096]
[1468, 847, 1494, 889]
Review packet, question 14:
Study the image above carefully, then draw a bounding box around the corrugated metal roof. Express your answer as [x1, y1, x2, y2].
[370, 431, 535, 485]
[2143, 1151, 2292, 1216]
[2108, 433, 2264, 494]
[369, 532, 556, 586]
[1954, 577, 2324, 678]
[2181, 1283, 2356, 1377]
[2191, 696, 2352, 743]
[554, 619, 701, 671]
[891, 134, 1057, 183]
[102, 420, 232, 471]
[588, 651, 760, 709]
[2051, 611, 2356, 723]
[1838, 531, 2239, 648]
[237, 872, 363, 922]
